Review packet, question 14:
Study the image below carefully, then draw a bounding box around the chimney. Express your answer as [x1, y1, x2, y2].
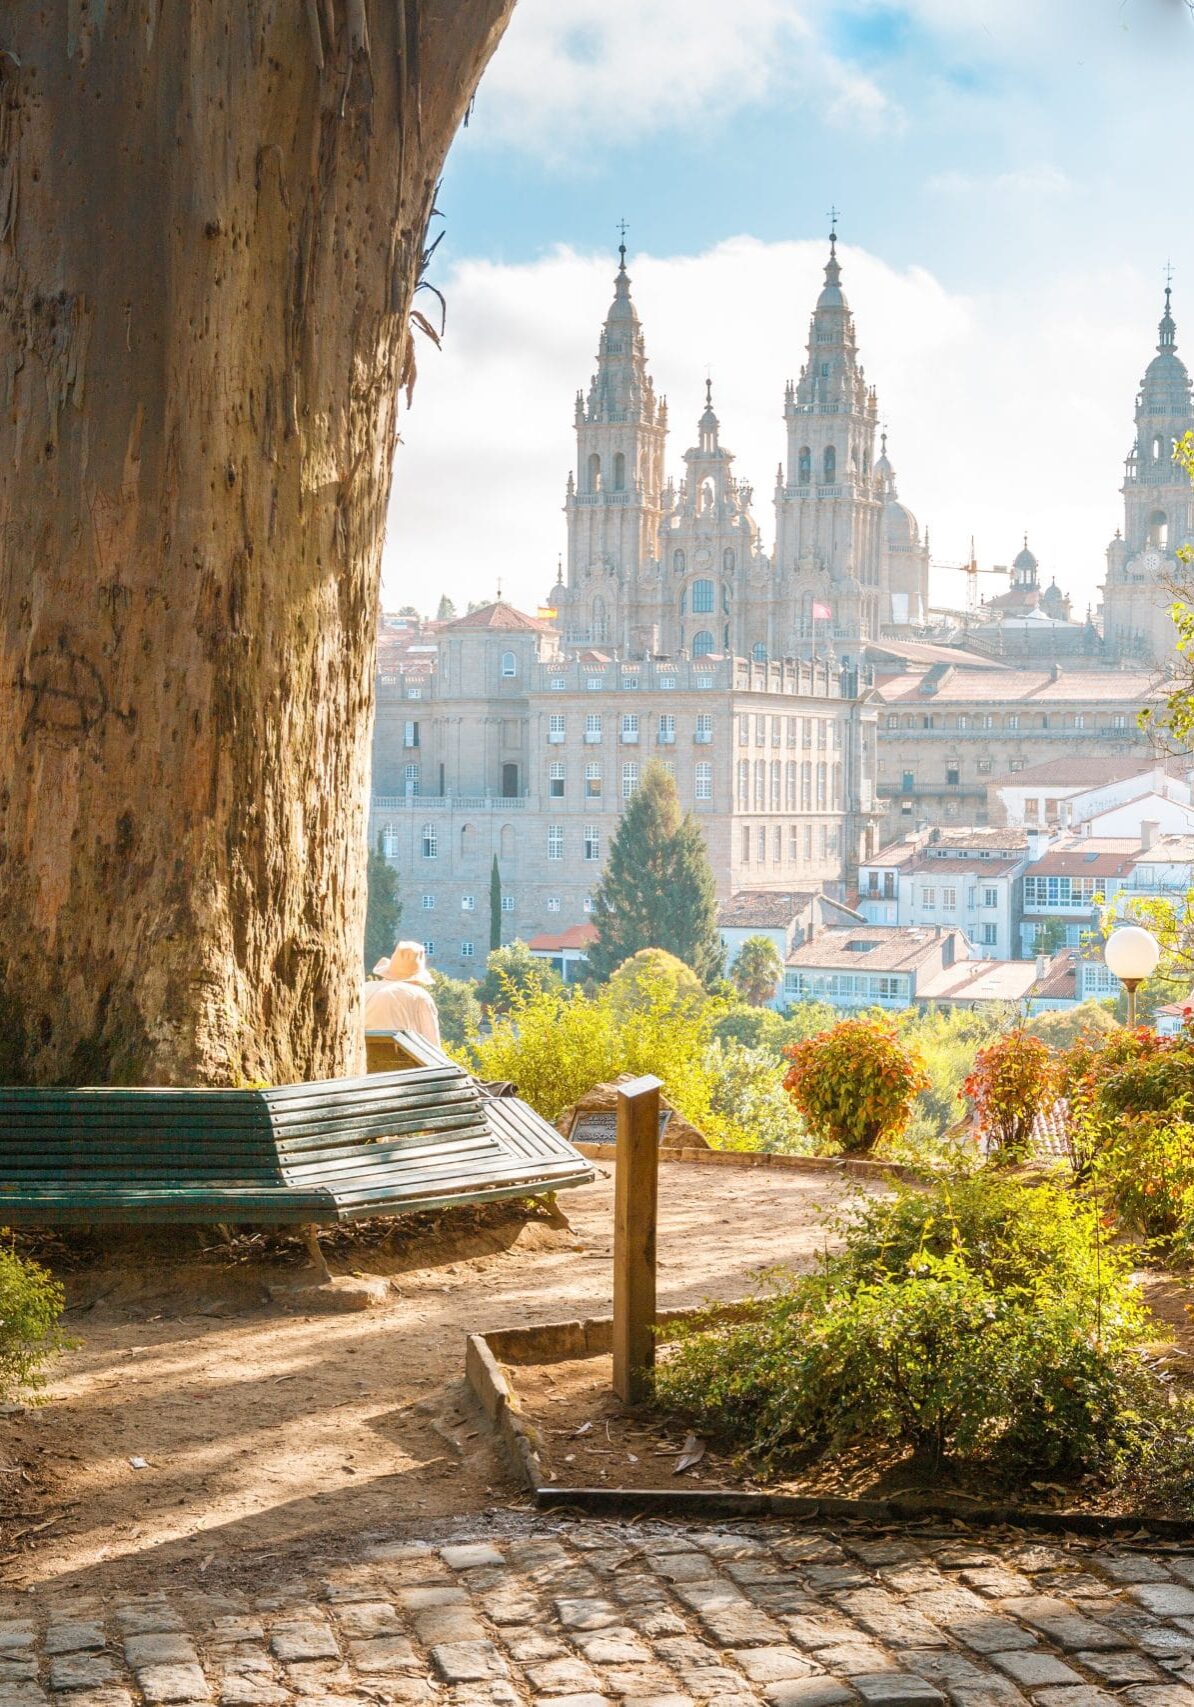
[1142, 819, 1159, 851]
[1036, 954, 1048, 982]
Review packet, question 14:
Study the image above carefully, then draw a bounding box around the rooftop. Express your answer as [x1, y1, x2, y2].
[1027, 838, 1141, 878]
[876, 668, 1161, 706]
[440, 600, 555, 635]
[863, 839, 923, 869]
[717, 891, 818, 929]
[917, 958, 1040, 1004]
[526, 924, 598, 953]
[1029, 948, 1081, 1001]
[1133, 834, 1194, 864]
[905, 855, 1024, 877]
[786, 924, 965, 973]
[991, 755, 1160, 789]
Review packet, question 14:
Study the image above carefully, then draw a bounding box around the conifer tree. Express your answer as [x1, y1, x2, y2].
[589, 763, 723, 985]
[490, 856, 503, 953]
[364, 837, 402, 973]
[437, 595, 458, 621]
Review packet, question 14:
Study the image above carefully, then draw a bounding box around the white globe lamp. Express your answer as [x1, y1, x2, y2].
[1104, 926, 1161, 1028]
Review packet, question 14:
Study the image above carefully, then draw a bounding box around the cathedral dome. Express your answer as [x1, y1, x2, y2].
[885, 499, 920, 552]
[1013, 542, 1038, 573]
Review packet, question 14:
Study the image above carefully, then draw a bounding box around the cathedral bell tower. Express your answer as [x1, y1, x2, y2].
[558, 238, 667, 652]
[774, 224, 883, 657]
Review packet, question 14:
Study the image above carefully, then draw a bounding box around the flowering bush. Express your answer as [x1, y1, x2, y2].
[782, 1017, 929, 1156]
[963, 1029, 1057, 1161]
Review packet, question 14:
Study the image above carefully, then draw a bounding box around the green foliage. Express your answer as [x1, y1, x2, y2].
[657, 1175, 1153, 1478]
[475, 940, 560, 1014]
[893, 1006, 1009, 1163]
[489, 857, 502, 954]
[0, 1249, 68, 1402]
[1031, 917, 1068, 956]
[363, 835, 401, 972]
[608, 949, 702, 1015]
[963, 1029, 1058, 1161]
[588, 762, 723, 985]
[712, 1000, 837, 1055]
[469, 960, 725, 1134]
[436, 595, 456, 621]
[1023, 1002, 1118, 1049]
[730, 936, 784, 1007]
[704, 1041, 814, 1155]
[431, 972, 483, 1055]
[782, 1017, 930, 1155]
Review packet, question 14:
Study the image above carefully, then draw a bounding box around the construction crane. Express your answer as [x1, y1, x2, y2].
[930, 537, 1009, 613]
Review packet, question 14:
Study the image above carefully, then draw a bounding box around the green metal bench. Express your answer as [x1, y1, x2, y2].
[0, 1050, 594, 1227]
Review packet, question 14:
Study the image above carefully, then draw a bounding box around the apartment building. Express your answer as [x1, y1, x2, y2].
[370, 603, 880, 980]
[781, 924, 971, 1011]
[857, 826, 1029, 960]
[989, 756, 1194, 835]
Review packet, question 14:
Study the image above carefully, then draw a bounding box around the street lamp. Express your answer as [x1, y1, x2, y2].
[1104, 925, 1161, 1029]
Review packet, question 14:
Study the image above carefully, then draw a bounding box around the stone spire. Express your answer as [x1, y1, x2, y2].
[794, 225, 870, 416]
[584, 238, 656, 426]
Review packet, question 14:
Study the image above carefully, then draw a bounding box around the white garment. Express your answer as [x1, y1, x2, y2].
[362, 979, 442, 1048]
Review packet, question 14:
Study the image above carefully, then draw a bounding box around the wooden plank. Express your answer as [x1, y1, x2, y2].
[611, 1075, 662, 1406]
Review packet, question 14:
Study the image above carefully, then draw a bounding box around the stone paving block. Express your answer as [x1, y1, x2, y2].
[782, 1619, 859, 1652]
[0, 1691, 50, 1707]
[347, 1638, 419, 1675]
[208, 1622, 267, 1647]
[575, 1634, 652, 1667]
[124, 1637, 198, 1670]
[114, 1608, 185, 1637]
[761, 1685, 855, 1707]
[625, 1614, 688, 1641]
[502, 1631, 569, 1664]
[595, 1668, 677, 1699]
[396, 1589, 466, 1612]
[0, 1663, 38, 1683]
[1167, 1564, 1194, 1588]
[556, 1601, 623, 1633]
[364, 1682, 435, 1704]
[949, 1614, 1038, 1655]
[280, 1664, 356, 1698]
[479, 1591, 540, 1626]
[1134, 1588, 1194, 1619]
[699, 1610, 789, 1650]
[948, 1688, 1026, 1707]
[997, 1598, 1122, 1651]
[0, 1630, 34, 1655]
[334, 1604, 403, 1639]
[617, 1696, 693, 1707]
[1098, 1557, 1175, 1586]
[412, 1608, 487, 1646]
[530, 1697, 609, 1707]
[431, 1645, 508, 1685]
[217, 1679, 290, 1707]
[1032, 1690, 1119, 1707]
[677, 1669, 754, 1699]
[525, 1662, 606, 1696]
[135, 1665, 212, 1705]
[991, 1652, 1083, 1687]
[958, 1569, 1034, 1599]
[812, 1648, 891, 1679]
[269, 1627, 340, 1665]
[48, 1658, 116, 1694]
[1123, 1690, 1194, 1705]
[1077, 1650, 1164, 1684]
[849, 1678, 943, 1706]
[830, 1596, 944, 1653]
[45, 1630, 105, 1660]
[729, 1652, 818, 1685]
[441, 1547, 504, 1572]
[802, 1573, 870, 1594]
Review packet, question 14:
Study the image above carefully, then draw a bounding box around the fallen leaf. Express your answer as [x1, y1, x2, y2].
[674, 1433, 707, 1475]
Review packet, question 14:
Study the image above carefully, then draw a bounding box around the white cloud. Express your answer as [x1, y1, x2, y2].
[382, 237, 1170, 626]
[928, 164, 1072, 199]
[469, 0, 897, 156]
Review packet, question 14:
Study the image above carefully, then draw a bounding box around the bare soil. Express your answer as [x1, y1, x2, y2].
[0, 1159, 869, 1594]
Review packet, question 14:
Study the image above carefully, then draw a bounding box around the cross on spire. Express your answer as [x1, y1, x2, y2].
[616, 218, 629, 269]
[828, 204, 839, 247]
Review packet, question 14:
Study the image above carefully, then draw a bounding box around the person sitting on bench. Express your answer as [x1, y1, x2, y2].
[363, 941, 442, 1047]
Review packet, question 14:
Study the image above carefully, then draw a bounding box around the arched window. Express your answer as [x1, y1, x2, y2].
[587, 451, 602, 493]
[692, 630, 715, 657]
[691, 578, 715, 615]
[673, 548, 686, 574]
[1149, 510, 1170, 550]
[500, 650, 517, 678]
[591, 594, 607, 643]
[1153, 434, 1165, 464]
[798, 446, 811, 485]
[499, 825, 515, 860]
[613, 451, 626, 491]
[723, 547, 735, 573]
[823, 445, 836, 483]
[752, 642, 768, 663]
[460, 823, 476, 858]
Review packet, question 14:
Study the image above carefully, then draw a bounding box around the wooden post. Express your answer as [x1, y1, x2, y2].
[612, 1074, 662, 1404]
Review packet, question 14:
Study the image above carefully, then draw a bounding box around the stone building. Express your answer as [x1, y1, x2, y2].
[369, 603, 879, 980]
[549, 227, 930, 662]
[1102, 285, 1194, 663]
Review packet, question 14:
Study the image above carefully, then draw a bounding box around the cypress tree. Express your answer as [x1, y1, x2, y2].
[364, 836, 402, 972]
[490, 856, 503, 953]
[589, 762, 724, 985]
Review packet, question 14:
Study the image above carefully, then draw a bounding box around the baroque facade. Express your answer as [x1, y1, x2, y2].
[550, 230, 930, 663]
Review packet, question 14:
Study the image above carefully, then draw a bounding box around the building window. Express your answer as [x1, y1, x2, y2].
[742, 826, 751, 863]
[958, 715, 970, 730]
[942, 886, 958, 911]
[673, 549, 686, 574]
[548, 761, 565, 797]
[403, 720, 419, 748]
[977, 759, 992, 774]
[696, 672, 713, 689]
[982, 923, 997, 948]
[804, 824, 813, 860]
[423, 940, 435, 956]
[660, 674, 676, 690]
[550, 676, 566, 691]
[785, 761, 797, 809]
[1007, 713, 1019, 730]
[798, 446, 811, 484]
[754, 715, 765, 746]
[886, 714, 898, 731]
[622, 762, 639, 798]
[461, 895, 475, 911]
[695, 762, 712, 800]
[692, 630, 715, 657]
[585, 762, 602, 798]
[789, 824, 799, 862]
[583, 895, 594, 913]
[754, 759, 766, 809]
[501, 895, 514, 913]
[380, 823, 398, 858]
[586, 675, 603, 690]
[983, 886, 998, 908]
[695, 713, 712, 743]
[421, 824, 438, 860]
[421, 894, 435, 910]
[585, 713, 602, 742]
[546, 897, 561, 912]
[691, 578, 715, 615]
[403, 763, 420, 790]
[501, 650, 517, 678]
[772, 826, 782, 862]
[1009, 759, 1025, 773]
[738, 715, 750, 746]
[921, 887, 937, 909]
[770, 760, 782, 810]
[946, 763, 960, 786]
[1112, 714, 1128, 730]
[460, 941, 474, 959]
[823, 445, 836, 483]
[1074, 713, 1085, 729]
[406, 688, 423, 701]
[613, 450, 626, 490]
[752, 642, 768, 663]
[982, 715, 994, 730]
[657, 714, 676, 745]
[547, 825, 563, 860]
[548, 713, 565, 743]
[584, 824, 600, 861]
[737, 759, 749, 807]
[757, 826, 767, 862]
[621, 713, 640, 743]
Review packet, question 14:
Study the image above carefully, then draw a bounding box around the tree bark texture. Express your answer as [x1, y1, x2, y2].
[0, 0, 513, 1085]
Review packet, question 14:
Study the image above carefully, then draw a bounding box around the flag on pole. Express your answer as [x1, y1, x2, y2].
[812, 601, 832, 621]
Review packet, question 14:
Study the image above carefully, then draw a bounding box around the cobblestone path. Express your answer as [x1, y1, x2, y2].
[10, 1517, 1194, 1707]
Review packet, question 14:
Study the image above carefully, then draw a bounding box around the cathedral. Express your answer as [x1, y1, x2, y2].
[549, 228, 931, 667]
[549, 231, 1194, 675]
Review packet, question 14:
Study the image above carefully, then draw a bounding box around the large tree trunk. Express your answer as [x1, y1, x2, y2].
[0, 0, 512, 1085]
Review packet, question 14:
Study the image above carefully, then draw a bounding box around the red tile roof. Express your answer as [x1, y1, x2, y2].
[439, 601, 554, 634]
[527, 924, 598, 952]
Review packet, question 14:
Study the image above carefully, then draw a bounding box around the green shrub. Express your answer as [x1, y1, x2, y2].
[431, 972, 483, 1054]
[705, 1041, 815, 1155]
[712, 1000, 836, 1056]
[607, 949, 702, 1015]
[656, 1174, 1151, 1477]
[475, 941, 561, 1014]
[782, 1017, 929, 1155]
[963, 1029, 1058, 1162]
[1023, 1002, 1118, 1049]
[0, 1248, 68, 1401]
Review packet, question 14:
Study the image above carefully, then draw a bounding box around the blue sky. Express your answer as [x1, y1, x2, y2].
[382, 0, 1194, 618]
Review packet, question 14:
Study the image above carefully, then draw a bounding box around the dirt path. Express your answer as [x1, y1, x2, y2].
[2, 1161, 872, 1595]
